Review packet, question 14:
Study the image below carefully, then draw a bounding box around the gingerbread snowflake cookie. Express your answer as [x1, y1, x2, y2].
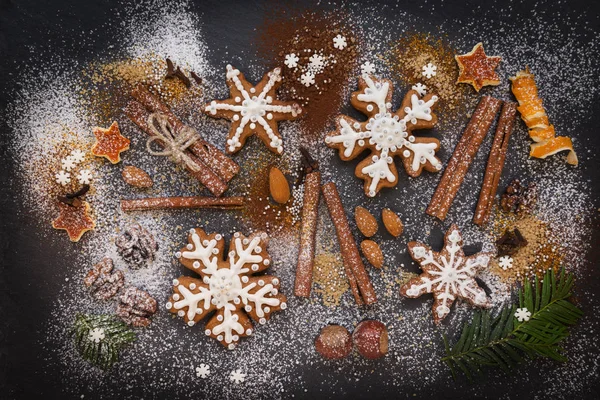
[166, 228, 287, 349]
[400, 225, 492, 324]
[204, 65, 302, 155]
[325, 74, 442, 197]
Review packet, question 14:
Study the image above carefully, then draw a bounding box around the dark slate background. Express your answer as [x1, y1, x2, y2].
[1, 0, 599, 399]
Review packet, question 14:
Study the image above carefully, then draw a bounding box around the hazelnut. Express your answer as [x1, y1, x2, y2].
[353, 320, 388, 360]
[315, 325, 353, 360]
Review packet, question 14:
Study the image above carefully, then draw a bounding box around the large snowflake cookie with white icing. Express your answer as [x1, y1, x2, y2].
[325, 74, 442, 197]
[166, 228, 287, 349]
[204, 65, 302, 155]
[400, 225, 492, 324]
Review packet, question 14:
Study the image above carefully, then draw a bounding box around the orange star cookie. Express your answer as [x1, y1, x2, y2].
[455, 43, 501, 92]
[52, 201, 96, 242]
[91, 121, 130, 163]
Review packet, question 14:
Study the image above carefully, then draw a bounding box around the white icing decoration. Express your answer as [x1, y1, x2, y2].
[514, 307, 532, 322]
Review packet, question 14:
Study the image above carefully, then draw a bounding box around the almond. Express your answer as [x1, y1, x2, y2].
[382, 208, 403, 237]
[355, 206, 378, 237]
[122, 166, 153, 188]
[269, 166, 290, 204]
[360, 239, 384, 268]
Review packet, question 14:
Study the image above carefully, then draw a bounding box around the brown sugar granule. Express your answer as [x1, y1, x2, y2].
[490, 212, 563, 283]
[312, 251, 349, 307]
[256, 9, 361, 138]
[385, 33, 475, 126]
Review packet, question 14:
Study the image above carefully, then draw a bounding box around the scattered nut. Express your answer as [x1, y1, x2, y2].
[360, 240, 384, 268]
[353, 320, 388, 360]
[122, 166, 153, 188]
[269, 166, 290, 204]
[355, 206, 378, 237]
[315, 324, 353, 360]
[382, 208, 403, 237]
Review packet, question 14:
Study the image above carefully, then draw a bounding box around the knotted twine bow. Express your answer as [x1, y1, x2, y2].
[146, 112, 201, 172]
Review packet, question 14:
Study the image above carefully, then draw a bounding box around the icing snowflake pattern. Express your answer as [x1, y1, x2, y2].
[300, 72, 315, 87]
[88, 327, 105, 343]
[204, 65, 302, 154]
[498, 255, 513, 270]
[230, 369, 246, 384]
[166, 228, 287, 350]
[196, 364, 210, 378]
[70, 149, 86, 164]
[333, 34, 347, 50]
[77, 169, 93, 185]
[400, 225, 492, 324]
[61, 156, 77, 171]
[284, 53, 299, 68]
[361, 61, 376, 75]
[55, 170, 71, 185]
[325, 74, 442, 197]
[514, 307, 531, 322]
[422, 62, 437, 78]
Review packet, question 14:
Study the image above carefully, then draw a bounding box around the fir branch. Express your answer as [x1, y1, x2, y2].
[442, 268, 583, 380]
[73, 313, 136, 370]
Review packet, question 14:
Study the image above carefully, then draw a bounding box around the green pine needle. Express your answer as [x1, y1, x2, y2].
[73, 313, 136, 370]
[441, 268, 583, 380]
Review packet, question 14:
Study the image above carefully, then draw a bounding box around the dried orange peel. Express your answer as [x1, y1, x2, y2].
[510, 68, 578, 165]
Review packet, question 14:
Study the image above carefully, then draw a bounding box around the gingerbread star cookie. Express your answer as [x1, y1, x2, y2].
[455, 43, 501, 92]
[400, 225, 492, 324]
[204, 65, 302, 155]
[52, 201, 96, 242]
[91, 121, 130, 163]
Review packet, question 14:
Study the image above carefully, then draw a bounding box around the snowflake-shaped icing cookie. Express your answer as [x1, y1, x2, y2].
[325, 74, 442, 197]
[204, 65, 302, 155]
[514, 307, 531, 322]
[196, 364, 210, 378]
[361, 61, 376, 75]
[301, 72, 315, 87]
[88, 327, 105, 343]
[70, 149, 86, 164]
[333, 34, 347, 50]
[400, 225, 492, 324]
[55, 170, 71, 185]
[230, 369, 246, 384]
[498, 255, 513, 271]
[166, 228, 287, 350]
[284, 53, 299, 68]
[77, 169, 93, 185]
[61, 156, 77, 171]
[422, 62, 437, 78]
[412, 83, 427, 96]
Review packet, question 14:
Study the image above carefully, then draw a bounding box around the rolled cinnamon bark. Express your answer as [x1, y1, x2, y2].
[473, 102, 517, 225]
[121, 196, 245, 212]
[322, 182, 377, 305]
[131, 85, 239, 182]
[124, 101, 229, 197]
[294, 171, 321, 298]
[426, 96, 502, 220]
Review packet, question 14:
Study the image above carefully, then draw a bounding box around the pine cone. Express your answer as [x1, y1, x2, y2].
[115, 224, 158, 268]
[84, 258, 125, 301]
[116, 286, 157, 327]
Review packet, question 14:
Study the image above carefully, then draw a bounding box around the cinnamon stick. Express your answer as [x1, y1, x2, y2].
[322, 182, 377, 305]
[294, 171, 321, 298]
[473, 102, 517, 225]
[124, 101, 229, 197]
[120, 196, 245, 212]
[426, 96, 502, 220]
[131, 85, 239, 182]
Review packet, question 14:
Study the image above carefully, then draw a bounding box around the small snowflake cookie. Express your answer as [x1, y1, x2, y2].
[284, 53, 299, 68]
[230, 369, 246, 384]
[514, 307, 531, 322]
[325, 74, 442, 197]
[333, 34, 347, 50]
[422, 62, 437, 79]
[203, 65, 302, 155]
[400, 225, 493, 324]
[166, 228, 287, 350]
[196, 364, 210, 378]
